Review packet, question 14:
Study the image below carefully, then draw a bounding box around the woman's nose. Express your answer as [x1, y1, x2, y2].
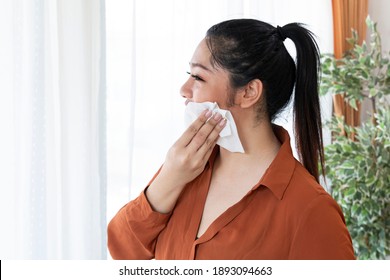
[180, 78, 192, 99]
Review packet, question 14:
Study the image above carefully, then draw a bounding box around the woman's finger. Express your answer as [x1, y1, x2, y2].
[175, 109, 212, 147]
[187, 112, 224, 153]
[198, 118, 226, 159]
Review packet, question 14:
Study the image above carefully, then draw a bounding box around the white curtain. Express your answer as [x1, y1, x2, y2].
[106, 0, 334, 219]
[0, 0, 107, 259]
[0, 0, 333, 259]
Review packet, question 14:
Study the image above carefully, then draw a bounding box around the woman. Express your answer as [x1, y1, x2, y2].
[108, 19, 355, 259]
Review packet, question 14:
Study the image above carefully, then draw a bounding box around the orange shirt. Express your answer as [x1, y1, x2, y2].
[107, 125, 355, 259]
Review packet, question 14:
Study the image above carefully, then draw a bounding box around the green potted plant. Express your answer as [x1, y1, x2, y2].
[320, 16, 390, 259]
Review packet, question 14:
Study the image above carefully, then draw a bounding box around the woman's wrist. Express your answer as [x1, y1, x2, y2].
[145, 171, 186, 214]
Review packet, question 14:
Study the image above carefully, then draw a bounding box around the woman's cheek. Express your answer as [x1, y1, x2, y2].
[192, 87, 209, 103]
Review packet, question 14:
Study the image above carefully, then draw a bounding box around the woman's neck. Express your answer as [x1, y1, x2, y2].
[218, 119, 281, 168]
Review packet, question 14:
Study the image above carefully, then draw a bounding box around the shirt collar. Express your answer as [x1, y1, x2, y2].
[258, 124, 296, 200]
[207, 124, 296, 200]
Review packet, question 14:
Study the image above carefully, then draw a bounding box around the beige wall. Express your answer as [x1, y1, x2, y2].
[360, 0, 390, 121]
[368, 0, 390, 52]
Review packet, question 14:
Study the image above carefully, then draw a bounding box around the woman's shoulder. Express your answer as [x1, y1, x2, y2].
[284, 159, 337, 209]
[278, 160, 347, 236]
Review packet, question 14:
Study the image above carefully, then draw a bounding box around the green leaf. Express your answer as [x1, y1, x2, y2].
[349, 98, 358, 110]
[366, 176, 376, 187]
[344, 187, 357, 197]
[369, 88, 377, 97]
[343, 159, 356, 168]
[351, 204, 361, 216]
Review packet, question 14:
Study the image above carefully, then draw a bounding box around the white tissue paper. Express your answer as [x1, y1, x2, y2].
[184, 101, 245, 153]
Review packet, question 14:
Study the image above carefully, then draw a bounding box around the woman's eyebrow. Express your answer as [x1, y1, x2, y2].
[189, 62, 213, 72]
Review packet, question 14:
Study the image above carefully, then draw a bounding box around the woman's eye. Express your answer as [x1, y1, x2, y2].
[186, 71, 204, 82]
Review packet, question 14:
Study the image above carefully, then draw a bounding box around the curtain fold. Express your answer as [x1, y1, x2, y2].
[0, 0, 106, 259]
[331, 0, 368, 128]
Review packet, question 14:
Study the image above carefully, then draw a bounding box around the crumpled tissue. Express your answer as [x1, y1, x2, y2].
[184, 101, 245, 153]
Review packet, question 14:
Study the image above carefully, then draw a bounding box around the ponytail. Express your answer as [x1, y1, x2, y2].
[282, 23, 325, 182]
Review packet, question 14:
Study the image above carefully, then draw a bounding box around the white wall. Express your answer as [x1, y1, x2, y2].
[369, 0, 390, 52]
[360, 0, 390, 121]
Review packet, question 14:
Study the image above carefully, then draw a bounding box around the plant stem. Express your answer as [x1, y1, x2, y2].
[371, 97, 377, 125]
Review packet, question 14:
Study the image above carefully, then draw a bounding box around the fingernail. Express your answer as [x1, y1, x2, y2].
[204, 109, 212, 118]
[213, 112, 222, 121]
[219, 118, 227, 127]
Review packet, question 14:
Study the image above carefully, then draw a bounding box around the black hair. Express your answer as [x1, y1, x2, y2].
[206, 19, 325, 182]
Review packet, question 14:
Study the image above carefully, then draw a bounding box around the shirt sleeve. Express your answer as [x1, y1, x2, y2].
[107, 166, 172, 260]
[107, 189, 171, 259]
[288, 194, 356, 260]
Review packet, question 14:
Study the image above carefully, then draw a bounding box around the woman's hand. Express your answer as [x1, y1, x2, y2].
[146, 109, 226, 213]
[164, 109, 226, 186]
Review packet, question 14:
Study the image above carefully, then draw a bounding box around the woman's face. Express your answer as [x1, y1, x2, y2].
[180, 39, 232, 109]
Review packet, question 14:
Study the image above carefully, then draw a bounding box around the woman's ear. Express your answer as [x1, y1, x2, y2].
[235, 79, 263, 109]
